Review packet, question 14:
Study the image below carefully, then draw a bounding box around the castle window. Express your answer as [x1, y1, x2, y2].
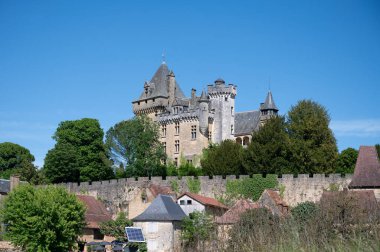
[208, 131, 212, 141]
[175, 122, 180, 135]
[231, 106, 234, 115]
[231, 125, 234, 134]
[174, 157, 178, 167]
[175, 140, 180, 153]
[162, 125, 167, 137]
[163, 142, 166, 153]
[191, 125, 197, 140]
[187, 159, 193, 164]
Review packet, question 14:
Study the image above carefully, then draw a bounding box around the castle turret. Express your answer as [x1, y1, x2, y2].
[208, 78, 237, 143]
[167, 70, 176, 107]
[198, 90, 209, 136]
[260, 91, 279, 125]
[132, 62, 186, 120]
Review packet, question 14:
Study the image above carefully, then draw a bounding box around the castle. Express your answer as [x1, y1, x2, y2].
[132, 61, 278, 165]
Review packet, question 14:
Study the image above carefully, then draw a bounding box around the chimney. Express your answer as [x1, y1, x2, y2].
[10, 175, 20, 191]
[191, 88, 196, 100]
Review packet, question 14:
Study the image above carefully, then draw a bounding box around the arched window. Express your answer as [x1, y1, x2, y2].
[236, 137, 242, 145]
[243, 137, 250, 146]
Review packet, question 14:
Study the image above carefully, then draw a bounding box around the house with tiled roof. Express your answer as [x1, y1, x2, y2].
[349, 146, 380, 199]
[258, 189, 289, 217]
[177, 192, 229, 217]
[215, 199, 260, 225]
[133, 194, 186, 252]
[128, 183, 175, 219]
[77, 195, 113, 243]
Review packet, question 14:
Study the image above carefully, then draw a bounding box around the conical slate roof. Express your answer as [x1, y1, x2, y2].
[261, 91, 278, 111]
[138, 63, 186, 100]
[133, 194, 186, 221]
[199, 90, 208, 102]
[349, 146, 380, 188]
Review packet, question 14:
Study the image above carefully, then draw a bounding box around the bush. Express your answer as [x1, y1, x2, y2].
[226, 175, 278, 201]
[291, 201, 319, 223]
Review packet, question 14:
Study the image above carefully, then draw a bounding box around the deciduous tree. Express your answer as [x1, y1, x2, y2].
[105, 115, 166, 177]
[336, 147, 358, 174]
[0, 142, 38, 182]
[43, 118, 114, 183]
[1, 185, 85, 251]
[288, 100, 338, 174]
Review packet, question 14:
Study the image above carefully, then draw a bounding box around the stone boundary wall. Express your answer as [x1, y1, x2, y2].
[55, 174, 353, 214]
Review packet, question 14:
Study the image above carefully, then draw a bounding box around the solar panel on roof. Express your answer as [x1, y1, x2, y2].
[125, 227, 145, 242]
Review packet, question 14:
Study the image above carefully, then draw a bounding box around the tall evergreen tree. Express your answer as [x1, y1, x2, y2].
[43, 118, 114, 183]
[243, 116, 291, 174]
[287, 100, 338, 174]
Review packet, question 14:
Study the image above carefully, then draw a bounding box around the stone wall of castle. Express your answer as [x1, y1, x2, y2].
[58, 174, 353, 216]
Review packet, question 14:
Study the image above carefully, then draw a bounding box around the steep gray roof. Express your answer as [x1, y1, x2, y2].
[138, 63, 186, 100]
[133, 194, 186, 222]
[349, 146, 380, 188]
[261, 91, 278, 111]
[234, 111, 260, 136]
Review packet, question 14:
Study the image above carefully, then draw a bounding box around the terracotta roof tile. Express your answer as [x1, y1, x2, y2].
[77, 195, 112, 229]
[149, 184, 175, 197]
[215, 199, 259, 224]
[349, 146, 380, 188]
[265, 189, 288, 207]
[178, 192, 228, 209]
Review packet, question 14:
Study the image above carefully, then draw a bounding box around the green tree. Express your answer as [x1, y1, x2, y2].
[181, 211, 215, 250]
[1, 185, 85, 251]
[100, 211, 132, 241]
[243, 116, 291, 174]
[336, 147, 358, 174]
[201, 140, 244, 176]
[376, 144, 380, 159]
[287, 100, 338, 174]
[43, 118, 114, 183]
[105, 115, 166, 177]
[0, 142, 38, 182]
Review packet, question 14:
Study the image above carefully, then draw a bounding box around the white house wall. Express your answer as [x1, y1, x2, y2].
[177, 195, 205, 216]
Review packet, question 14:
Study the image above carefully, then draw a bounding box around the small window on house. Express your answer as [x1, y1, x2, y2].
[138, 102, 140, 105]
[148, 222, 158, 233]
[180, 200, 185, 205]
[93, 229, 104, 240]
[187, 200, 192, 205]
[191, 125, 197, 140]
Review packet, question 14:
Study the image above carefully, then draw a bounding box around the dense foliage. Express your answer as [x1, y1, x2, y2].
[287, 100, 338, 174]
[243, 116, 291, 174]
[0, 142, 38, 182]
[186, 177, 201, 194]
[181, 211, 215, 250]
[100, 212, 132, 241]
[336, 148, 358, 174]
[201, 140, 244, 176]
[105, 115, 166, 177]
[291, 201, 319, 223]
[226, 175, 278, 201]
[1, 185, 85, 251]
[43, 118, 114, 182]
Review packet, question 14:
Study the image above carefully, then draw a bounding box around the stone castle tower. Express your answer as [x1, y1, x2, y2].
[132, 61, 278, 165]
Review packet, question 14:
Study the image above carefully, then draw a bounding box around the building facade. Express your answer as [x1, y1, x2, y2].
[132, 61, 278, 165]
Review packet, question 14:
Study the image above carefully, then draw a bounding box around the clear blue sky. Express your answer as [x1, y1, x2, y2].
[1, 0, 379, 167]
